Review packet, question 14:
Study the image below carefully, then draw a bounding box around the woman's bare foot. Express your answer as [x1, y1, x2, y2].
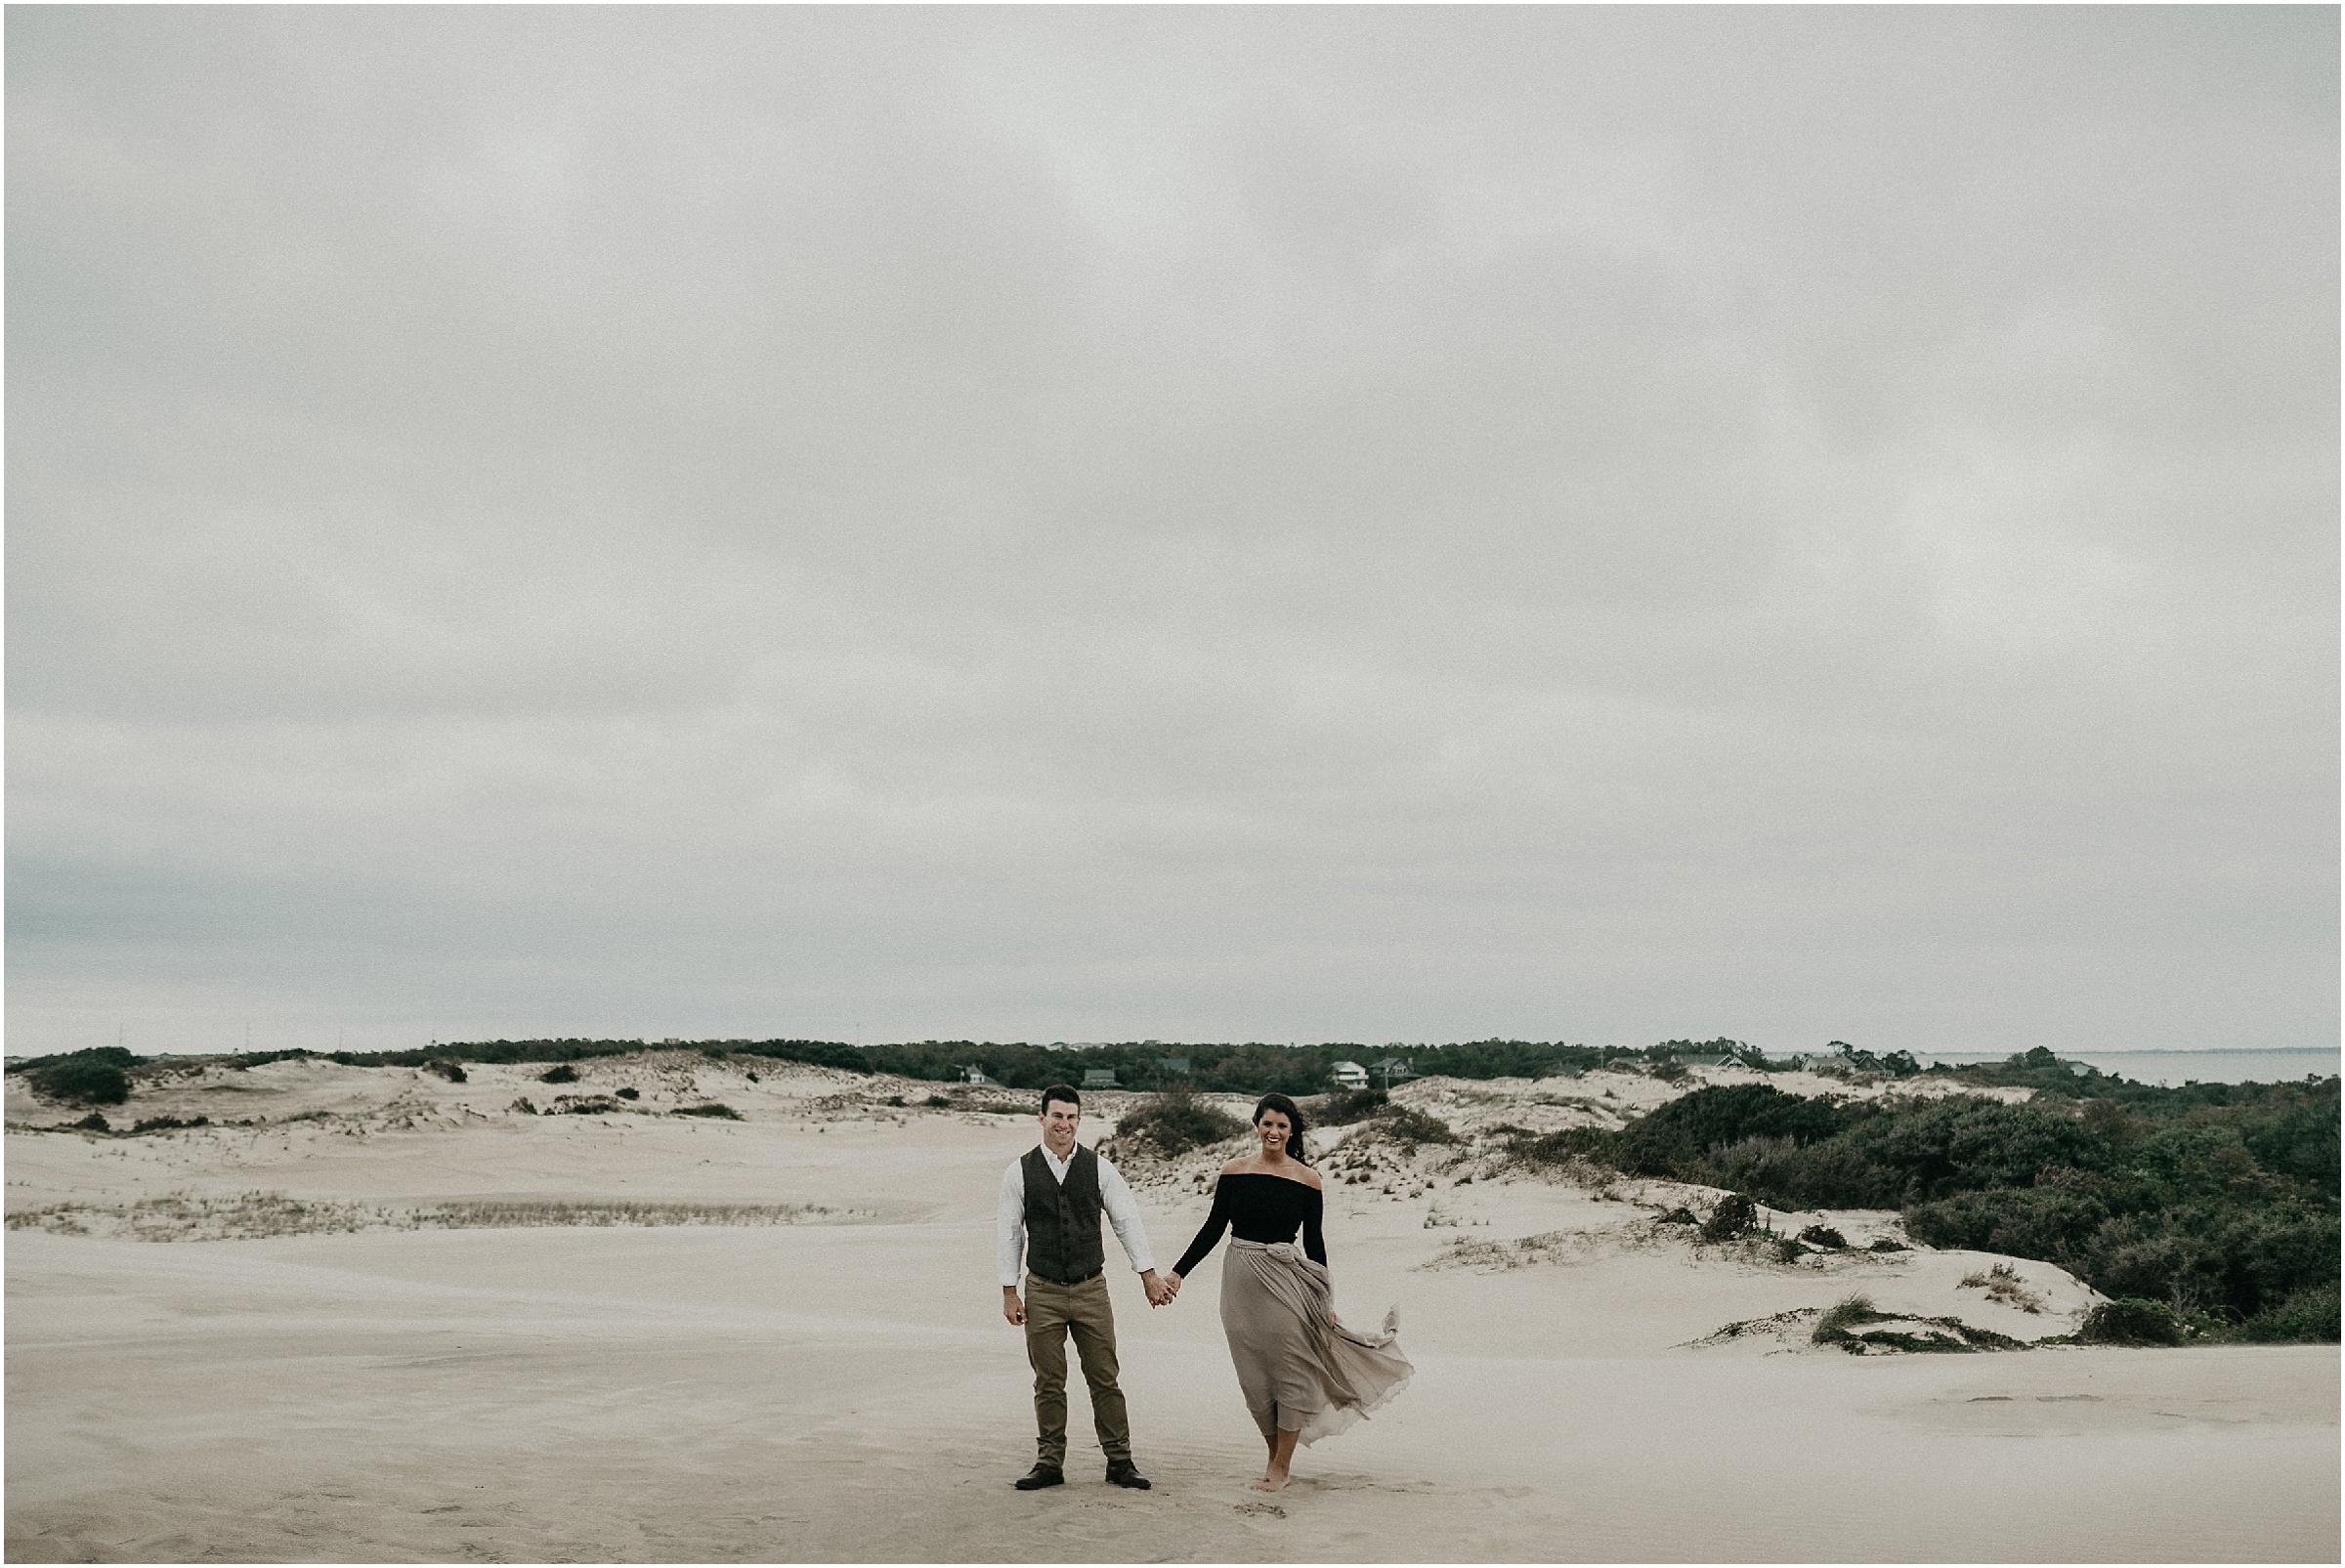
[1253, 1426, 1299, 1490]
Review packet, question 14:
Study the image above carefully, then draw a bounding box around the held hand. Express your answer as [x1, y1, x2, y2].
[1002, 1288, 1026, 1327]
[1139, 1269, 1170, 1307]
[1165, 1270, 1183, 1302]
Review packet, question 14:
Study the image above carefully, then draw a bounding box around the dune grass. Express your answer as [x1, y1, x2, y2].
[8, 1192, 841, 1241]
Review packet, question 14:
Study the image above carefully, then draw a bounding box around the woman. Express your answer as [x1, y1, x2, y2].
[1165, 1093, 1412, 1492]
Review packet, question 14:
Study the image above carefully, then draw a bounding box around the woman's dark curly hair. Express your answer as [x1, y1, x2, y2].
[1252, 1092, 1309, 1164]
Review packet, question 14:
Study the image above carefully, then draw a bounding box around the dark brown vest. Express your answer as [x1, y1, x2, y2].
[1020, 1144, 1107, 1284]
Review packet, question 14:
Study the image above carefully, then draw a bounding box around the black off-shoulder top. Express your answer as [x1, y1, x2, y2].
[1171, 1172, 1327, 1278]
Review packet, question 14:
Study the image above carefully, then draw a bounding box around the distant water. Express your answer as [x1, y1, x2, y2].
[1919, 1048, 2339, 1086]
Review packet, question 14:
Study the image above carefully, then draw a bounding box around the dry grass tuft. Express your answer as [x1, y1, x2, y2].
[1958, 1260, 2047, 1314]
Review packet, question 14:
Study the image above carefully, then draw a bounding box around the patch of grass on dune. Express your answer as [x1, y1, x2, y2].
[7, 1191, 393, 1241]
[411, 1200, 834, 1229]
[9, 1192, 844, 1240]
[1810, 1291, 2026, 1354]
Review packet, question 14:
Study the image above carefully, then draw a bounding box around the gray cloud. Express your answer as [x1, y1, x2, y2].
[8, 7, 2334, 1056]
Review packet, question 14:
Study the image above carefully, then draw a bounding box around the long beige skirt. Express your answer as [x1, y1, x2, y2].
[1217, 1238, 1413, 1445]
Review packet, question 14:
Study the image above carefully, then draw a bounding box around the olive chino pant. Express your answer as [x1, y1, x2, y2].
[1023, 1271, 1131, 1467]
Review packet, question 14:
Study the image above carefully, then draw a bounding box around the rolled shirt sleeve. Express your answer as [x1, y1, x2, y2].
[1094, 1153, 1157, 1274]
[998, 1159, 1028, 1288]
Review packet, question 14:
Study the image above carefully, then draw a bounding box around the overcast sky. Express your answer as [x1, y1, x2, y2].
[9, 7, 2335, 1059]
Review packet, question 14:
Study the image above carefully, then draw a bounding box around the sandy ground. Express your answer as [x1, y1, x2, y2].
[6, 1057, 2337, 1562]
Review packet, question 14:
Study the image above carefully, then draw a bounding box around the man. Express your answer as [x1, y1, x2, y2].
[998, 1082, 1171, 1491]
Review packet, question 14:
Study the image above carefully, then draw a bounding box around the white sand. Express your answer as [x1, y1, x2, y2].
[7, 1059, 2336, 1561]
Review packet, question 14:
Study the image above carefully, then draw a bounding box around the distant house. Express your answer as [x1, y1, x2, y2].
[1330, 1060, 1369, 1090]
[1082, 1068, 1120, 1089]
[1674, 1053, 1735, 1069]
[1156, 1058, 1191, 1075]
[961, 1065, 994, 1085]
[1536, 1064, 1587, 1081]
[1370, 1057, 1416, 1088]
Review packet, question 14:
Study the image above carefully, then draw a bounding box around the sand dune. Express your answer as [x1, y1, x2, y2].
[7, 1060, 2336, 1561]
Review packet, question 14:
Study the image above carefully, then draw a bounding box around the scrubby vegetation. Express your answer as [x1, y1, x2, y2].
[1548, 1076, 2339, 1343]
[1309, 1088, 1390, 1124]
[2079, 1297, 2185, 1346]
[7, 1031, 1952, 1100]
[672, 1103, 742, 1120]
[14, 1048, 135, 1105]
[1701, 1193, 1760, 1242]
[1108, 1090, 1246, 1160]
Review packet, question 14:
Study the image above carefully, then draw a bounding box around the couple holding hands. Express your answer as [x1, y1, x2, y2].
[996, 1084, 1413, 1494]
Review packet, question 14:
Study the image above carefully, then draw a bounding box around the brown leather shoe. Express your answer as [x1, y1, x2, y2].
[1105, 1459, 1152, 1490]
[1013, 1462, 1064, 1490]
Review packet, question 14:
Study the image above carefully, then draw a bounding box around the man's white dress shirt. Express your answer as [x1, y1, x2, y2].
[998, 1142, 1156, 1288]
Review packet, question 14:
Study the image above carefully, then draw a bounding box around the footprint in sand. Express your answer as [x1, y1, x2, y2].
[1234, 1501, 1286, 1518]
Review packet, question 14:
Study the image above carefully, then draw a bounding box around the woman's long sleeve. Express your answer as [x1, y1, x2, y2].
[1172, 1178, 1232, 1279]
[1302, 1186, 1326, 1266]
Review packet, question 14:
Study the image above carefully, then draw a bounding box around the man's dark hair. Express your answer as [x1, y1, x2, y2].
[1040, 1083, 1082, 1114]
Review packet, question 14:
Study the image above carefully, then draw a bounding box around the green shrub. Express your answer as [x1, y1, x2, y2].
[10, 1046, 136, 1076]
[729, 1039, 871, 1074]
[539, 1064, 579, 1083]
[2233, 1281, 2340, 1343]
[1613, 1084, 1848, 1178]
[615, 1086, 639, 1101]
[131, 1116, 207, 1134]
[27, 1053, 132, 1105]
[1312, 1089, 1390, 1125]
[1695, 1134, 1900, 1209]
[1508, 1125, 1624, 1168]
[1375, 1106, 1460, 1148]
[674, 1103, 743, 1120]
[1114, 1092, 1246, 1159]
[424, 1060, 466, 1082]
[2079, 1297, 2185, 1346]
[1798, 1224, 1849, 1250]
[1701, 1193, 1759, 1242]
[66, 1112, 112, 1133]
[1527, 1070, 2337, 1339]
